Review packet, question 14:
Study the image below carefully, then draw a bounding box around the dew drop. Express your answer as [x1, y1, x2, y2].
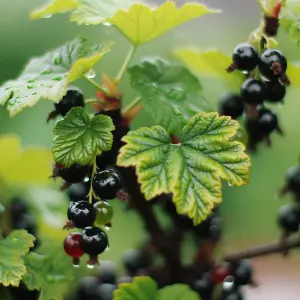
[228, 182, 232, 187]
[54, 57, 62, 65]
[73, 263, 80, 268]
[42, 14, 52, 19]
[105, 246, 110, 252]
[86, 69, 96, 79]
[105, 225, 111, 231]
[223, 275, 235, 291]
[52, 76, 62, 81]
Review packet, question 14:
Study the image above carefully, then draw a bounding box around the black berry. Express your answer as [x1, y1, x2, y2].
[67, 200, 96, 229]
[258, 49, 287, 80]
[77, 276, 101, 299]
[265, 80, 286, 103]
[11, 197, 28, 219]
[218, 93, 244, 119]
[222, 289, 244, 300]
[230, 43, 258, 72]
[285, 166, 300, 195]
[12, 213, 37, 236]
[122, 249, 152, 276]
[241, 78, 265, 105]
[67, 179, 90, 202]
[278, 204, 300, 233]
[230, 260, 253, 286]
[55, 163, 90, 183]
[80, 226, 109, 256]
[192, 273, 214, 299]
[93, 169, 122, 200]
[256, 107, 278, 135]
[94, 283, 116, 300]
[98, 260, 117, 284]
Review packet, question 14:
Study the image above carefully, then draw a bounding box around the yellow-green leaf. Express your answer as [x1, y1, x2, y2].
[30, 0, 78, 20]
[0, 230, 35, 287]
[0, 135, 52, 186]
[117, 112, 251, 224]
[109, 1, 220, 45]
[286, 63, 300, 86]
[175, 49, 244, 91]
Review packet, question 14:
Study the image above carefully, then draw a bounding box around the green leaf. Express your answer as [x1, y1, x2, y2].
[0, 37, 112, 116]
[117, 112, 251, 224]
[0, 135, 53, 186]
[174, 49, 244, 92]
[23, 245, 75, 300]
[286, 63, 300, 86]
[30, 0, 78, 19]
[0, 230, 35, 287]
[128, 59, 207, 134]
[113, 276, 200, 300]
[53, 107, 115, 167]
[109, 1, 220, 45]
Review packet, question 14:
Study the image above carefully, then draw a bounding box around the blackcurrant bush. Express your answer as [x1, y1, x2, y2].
[55, 164, 90, 183]
[218, 93, 244, 119]
[80, 226, 109, 256]
[93, 169, 122, 200]
[240, 78, 265, 105]
[230, 43, 258, 72]
[64, 232, 84, 265]
[258, 49, 287, 80]
[67, 179, 90, 202]
[67, 201, 96, 229]
[264, 80, 286, 103]
[230, 260, 253, 286]
[285, 166, 300, 195]
[98, 260, 117, 284]
[278, 204, 300, 233]
[122, 249, 152, 276]
[192, 273, 214, 299]
[94, 201, 114, 226]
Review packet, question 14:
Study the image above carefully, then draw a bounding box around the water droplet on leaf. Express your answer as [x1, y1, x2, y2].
[86, 69, 96, 79]
[42, 14, 52, 19]
[228, 182, 232, 187]
[102, 22, 112, 27]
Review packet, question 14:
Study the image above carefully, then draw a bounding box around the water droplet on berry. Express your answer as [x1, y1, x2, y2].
[223, 275, 235, 291]
[105, 246, 110, 252]
[86, 69, 96, 79]
[87, 263, 95, 269]
[73, 263, 80, 268]
[105, 225, 111, 231]
[54, 57, 62, 65]
[52, 76, 62, 81]
[42, 14, 52, 19]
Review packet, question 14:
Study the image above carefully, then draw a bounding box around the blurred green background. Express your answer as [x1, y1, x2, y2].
[1, 0, 300, 298]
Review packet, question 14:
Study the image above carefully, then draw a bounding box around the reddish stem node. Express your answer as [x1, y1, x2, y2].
[226, 62, 237, 73]
[63, 220, 75, 230]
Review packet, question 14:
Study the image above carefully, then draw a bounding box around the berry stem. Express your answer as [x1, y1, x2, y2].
[122, 97, 142, 115]
[116, 45, 137, 84]
[224, 236, 300, 262]
[88, 157, 98, 204]
[85, 98, 105, 106]
[84, 77, 108, 95]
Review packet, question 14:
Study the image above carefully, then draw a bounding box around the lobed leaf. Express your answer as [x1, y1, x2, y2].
[0, 37, 112, 116]
[117, 112, 251, 224]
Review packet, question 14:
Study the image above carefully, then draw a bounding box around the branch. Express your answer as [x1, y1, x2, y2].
[224, 236, 300, 262]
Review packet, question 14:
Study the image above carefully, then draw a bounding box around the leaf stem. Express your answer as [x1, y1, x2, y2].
[85, 98, 105, 106]
[84, 77, 107, 95]
[256, 0, 268, 15]
[116, 45, 137, 83]
[122, 97, 142, 115]
[88, 157, 98, 204]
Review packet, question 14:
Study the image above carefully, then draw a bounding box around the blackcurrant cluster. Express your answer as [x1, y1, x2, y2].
[277, 164, 300, 243]
[219, 43, 289, 150]
[47, 87, 85, 122]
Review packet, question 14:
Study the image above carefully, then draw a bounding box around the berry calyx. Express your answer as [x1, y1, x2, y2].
[218, 93, 244, 119]
[240, 78, 265, 106]
[94, 201, 114, 226]
[51, 163, 90, 184]
[230, 260, 253, 286]
[278, 204, 300, 233]
[93, 169, 123, 200]
[227, 43, 258, 73]
[65, 200, 96, 229]
[80, 226, 109, 258]
[64, 232, 84, 266]
[264, 80, 286, 103]
[258, 49, 287, 81]
[47, 87, 84, 122]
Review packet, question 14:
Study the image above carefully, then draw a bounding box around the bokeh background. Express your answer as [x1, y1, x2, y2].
[1, 0, 300, 299]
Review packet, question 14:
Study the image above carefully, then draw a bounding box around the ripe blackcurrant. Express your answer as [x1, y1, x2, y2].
[95, 283, 117, 300]
[122, 249, 152, 276]
[258, 49, 287, 80]
[53, 163, 90, 183]
[67, 179, 90, 202]
[47, 87, 85, 122]
[67, 200, 96, 229]
[256, 107, 278, 135]
[278, 204, 300, 233]
[13, 214, 37, 236]
[230, 260, 253, 286]
[77, 277, 101, 299]
[94, 201, 114, 226]
[64, 232, 84, 266]
[11, 197, 27, 219]
[240, 78, 265, 105]
[80, 226, 109, 256]
[117, 276, 133, 284]
[98, 260, 117, 284]
[218, 93, 244, 119]
[229, 43, 258, 72]
[192, 273, 214, 299]
[285, 166, 300, 196]
[93, 169, 122, 200]
[265, 80, 286, 103]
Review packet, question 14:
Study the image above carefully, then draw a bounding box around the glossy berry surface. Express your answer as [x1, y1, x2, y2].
[265, 80, 286, 103]
[122, 249, 152, 276]
[192, 273, 214, 299]
[64, 232, 84, 258]
[54, 87, 84, 117]
[230, 260, 252, 286]
[93, 169, 122, 200]
[241, 78, 265, 105]
[258, 49, 287, 80]
[232, 43, 258, 71]
[218, 93, 244, 119]
[94, 201, 114, 226]
[58, 164, 90, 183]
[256, 108, 278, 135]
[278, 204, 300, 233]
[67, 200, 96, 228]
[80, 226, 109, 256]
[285, 166, 300, 195]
